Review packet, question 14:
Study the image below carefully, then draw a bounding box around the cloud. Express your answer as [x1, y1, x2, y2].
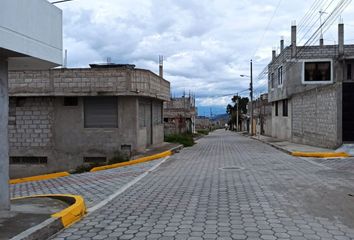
[55, 0, 354, 111]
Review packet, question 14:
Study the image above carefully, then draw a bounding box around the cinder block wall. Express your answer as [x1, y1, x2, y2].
[291, 84, 341, 148]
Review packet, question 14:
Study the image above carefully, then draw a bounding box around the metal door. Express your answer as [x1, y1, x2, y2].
[343, 83, 354, 142]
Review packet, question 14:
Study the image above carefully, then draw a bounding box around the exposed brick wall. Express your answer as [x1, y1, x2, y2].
[8, 97, 53, 149]
[292, 84, 339, 148]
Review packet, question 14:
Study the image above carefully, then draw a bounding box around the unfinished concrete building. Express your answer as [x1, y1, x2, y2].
[163, 95, 196, 135]
[8, 64, 170, 177]
[252, 94, 272, 136]
[268, 23, 354, 148]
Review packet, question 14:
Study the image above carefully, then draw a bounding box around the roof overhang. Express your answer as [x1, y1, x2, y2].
[0, 0, 62, 69]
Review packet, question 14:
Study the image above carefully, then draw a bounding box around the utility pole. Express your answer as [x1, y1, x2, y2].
[250, 59, 254, 136]
[236, 93, 239, 132]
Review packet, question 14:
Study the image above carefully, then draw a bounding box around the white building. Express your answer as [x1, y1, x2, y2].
[0, 0, 62, 210]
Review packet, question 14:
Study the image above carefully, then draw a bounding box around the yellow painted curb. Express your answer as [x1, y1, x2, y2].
[10, 172, 70, 185]
[291, 152, 350, 158]
[51, 194, 86, 227]
[90, 150, 173, 172]
[12, 194, 86, 228]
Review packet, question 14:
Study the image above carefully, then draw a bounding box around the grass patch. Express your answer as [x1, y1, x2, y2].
[165, 133, 195, 147]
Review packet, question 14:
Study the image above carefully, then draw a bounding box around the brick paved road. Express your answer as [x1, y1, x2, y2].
[11, 159, 163, 208]
[53, 130, 354, 239]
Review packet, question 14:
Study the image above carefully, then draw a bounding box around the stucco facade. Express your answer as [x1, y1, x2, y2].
[8, 65, 170, 178]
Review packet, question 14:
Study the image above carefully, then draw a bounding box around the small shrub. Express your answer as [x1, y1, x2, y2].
[108, 151, 129, 164]
[165, 133, 195, 147]
[73, 162, 102, 174]
[197, 129, 209, 135]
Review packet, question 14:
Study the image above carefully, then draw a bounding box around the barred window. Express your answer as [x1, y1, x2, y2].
[10, 156, 47, 164]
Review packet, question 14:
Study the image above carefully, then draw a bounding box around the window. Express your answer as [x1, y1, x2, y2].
[277, 66, 283, 86]
[64, 97, 78, 106]
[10, 156, 47, 164]
[347, 63, 352, 80]
[275, 101, 278, 116]
[84, 97, 118, 128]
[282, 99, 288, 117]
[271, 73, 274, 89]
[304, 61, 331, 82]
[83, 157, 106, 163]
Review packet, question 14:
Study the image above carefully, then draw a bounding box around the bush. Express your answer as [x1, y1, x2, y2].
[197, 129, 209, 135]
[73, 151, 130, 174]
[108, 151, 129, 164]
[165, 133, 195, 147]
[73, 162, 101, 174]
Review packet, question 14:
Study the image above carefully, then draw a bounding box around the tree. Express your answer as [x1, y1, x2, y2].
[226, 96, 249, 130]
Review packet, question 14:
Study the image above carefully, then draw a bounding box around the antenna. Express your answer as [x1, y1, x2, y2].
[63, 49, 67, 68]
[159, 55, 164, 78]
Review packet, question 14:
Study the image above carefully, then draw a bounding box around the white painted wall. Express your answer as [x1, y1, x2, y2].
[0, 0, 62, 210]
[0, 0, 62, 69]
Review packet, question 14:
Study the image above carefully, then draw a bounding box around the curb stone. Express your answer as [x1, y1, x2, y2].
[10, 194, 86, 240]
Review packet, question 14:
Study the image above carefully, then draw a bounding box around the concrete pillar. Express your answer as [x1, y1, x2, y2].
[338, 23, 344, 56]
[291, 25, 297, 58]
[0, 59, 9, 210]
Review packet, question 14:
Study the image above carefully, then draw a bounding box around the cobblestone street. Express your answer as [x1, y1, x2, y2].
[52, 130, 354, 239]
[11, 159, 163, 208]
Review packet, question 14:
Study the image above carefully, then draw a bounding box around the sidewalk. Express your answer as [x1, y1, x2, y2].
[0, 197, 68, 240]
[6, 143, 182, 240]
[251, 134, 334, 154]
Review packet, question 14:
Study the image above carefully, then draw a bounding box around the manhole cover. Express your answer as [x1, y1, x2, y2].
[220, 166, 244, 170]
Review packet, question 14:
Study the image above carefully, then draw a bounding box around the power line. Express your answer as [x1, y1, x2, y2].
[252, 0, 283, 59]
[51, 0, 75, 4]
[253, 0, 351, 85]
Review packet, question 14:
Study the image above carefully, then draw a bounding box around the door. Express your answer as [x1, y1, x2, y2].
[343, 83, 354, 142]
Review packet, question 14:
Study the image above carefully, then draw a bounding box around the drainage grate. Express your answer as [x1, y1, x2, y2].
[220, 166, 244, 170]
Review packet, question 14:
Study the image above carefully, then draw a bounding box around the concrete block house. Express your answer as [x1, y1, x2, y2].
[268, 23, 354, 149]
[163, 95, 196, 135]
[8, 64, 170, 177]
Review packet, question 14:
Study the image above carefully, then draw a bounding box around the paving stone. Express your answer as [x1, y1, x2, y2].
[46, 131, 354, 239]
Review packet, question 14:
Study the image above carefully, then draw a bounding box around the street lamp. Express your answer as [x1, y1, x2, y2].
[240, 59, 253, 136]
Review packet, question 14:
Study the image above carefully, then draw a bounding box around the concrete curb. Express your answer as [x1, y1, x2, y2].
[292, 151, 350, 158]
[251, 136, 350, 158]
[10, 172, 70, 185]
[90, 146, 183, 172]
[10, 194, 86, 240]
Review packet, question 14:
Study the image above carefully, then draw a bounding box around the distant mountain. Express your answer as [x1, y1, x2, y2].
[211, 113, 229, 121]
[197, 106, 226, 117]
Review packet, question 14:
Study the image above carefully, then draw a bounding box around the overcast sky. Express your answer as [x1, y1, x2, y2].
[54, 0, 354, 115]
